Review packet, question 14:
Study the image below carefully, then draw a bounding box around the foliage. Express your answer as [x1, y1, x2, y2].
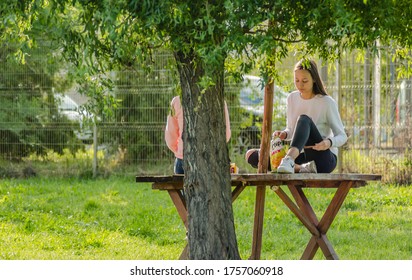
[342, 148, 412, 184]
[0, 0, 79, 158]
[1, 0, 412, 102]
[0, 41, 78, 159]
[104, 51, 177, 162]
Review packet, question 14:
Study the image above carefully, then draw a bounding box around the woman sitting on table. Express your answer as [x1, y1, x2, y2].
[165, 95, 231, 174]
[246, 59, 347, 173]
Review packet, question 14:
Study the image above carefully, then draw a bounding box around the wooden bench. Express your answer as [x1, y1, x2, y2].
[136, 173, 381, 260]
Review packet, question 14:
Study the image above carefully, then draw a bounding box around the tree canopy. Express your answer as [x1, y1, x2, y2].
[3, 0, 412, 80]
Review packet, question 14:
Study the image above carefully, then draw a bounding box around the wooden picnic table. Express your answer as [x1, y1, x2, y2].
[135, 173, 381, 260]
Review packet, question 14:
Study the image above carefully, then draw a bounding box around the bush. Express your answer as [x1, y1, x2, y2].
[342, 149, 412, 184]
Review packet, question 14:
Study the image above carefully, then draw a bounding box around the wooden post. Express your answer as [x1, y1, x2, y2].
[250, 70, 274, 259]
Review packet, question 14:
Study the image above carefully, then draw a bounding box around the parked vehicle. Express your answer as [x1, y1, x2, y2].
[54, 93, 94, 142]
[234, 75, 288, 154]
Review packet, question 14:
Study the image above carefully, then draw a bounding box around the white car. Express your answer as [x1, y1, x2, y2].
[239, 75, 287, 117]
[55, 93, 94, 142]
[234, 75, 288, 154]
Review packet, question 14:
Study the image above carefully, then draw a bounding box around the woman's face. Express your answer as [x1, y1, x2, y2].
[294, 69, 314, 95]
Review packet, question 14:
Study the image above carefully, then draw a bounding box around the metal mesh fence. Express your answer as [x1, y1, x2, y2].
[0, 48, 411, 183]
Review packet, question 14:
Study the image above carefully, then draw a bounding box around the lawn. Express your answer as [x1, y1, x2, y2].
[0, 176, 411, 260]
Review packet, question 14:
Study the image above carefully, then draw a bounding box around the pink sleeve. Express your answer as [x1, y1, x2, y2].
[165, 106, 179, 154]
[224, 101, 231, 142]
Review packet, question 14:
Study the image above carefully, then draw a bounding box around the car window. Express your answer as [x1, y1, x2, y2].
[55, 94, 78, 111]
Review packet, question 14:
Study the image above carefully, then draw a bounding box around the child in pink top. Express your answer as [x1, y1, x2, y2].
[165, 96, 231, 174]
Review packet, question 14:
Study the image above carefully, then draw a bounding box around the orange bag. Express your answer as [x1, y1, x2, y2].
[270, 137, 287, 172]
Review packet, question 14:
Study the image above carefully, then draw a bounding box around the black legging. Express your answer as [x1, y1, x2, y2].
[247, 114, 337, 173]
[291, 114, 336, 173]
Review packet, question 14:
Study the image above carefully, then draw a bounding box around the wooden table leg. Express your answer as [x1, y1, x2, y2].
[273, 182, 353, 260]
[272, 186, 320, 237]
[179, 244, 189, 260]
[232, 185, 247, 202]
[318, 182, 353, 233]
[167, 190, 189, 259]
[302, 233, 339, 260]
[249, 185, 266, 260]
[167, 190, 188, 229]
[300, 182, 353, 259]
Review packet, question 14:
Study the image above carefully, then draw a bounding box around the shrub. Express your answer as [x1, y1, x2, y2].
[342, 149, 411, 184]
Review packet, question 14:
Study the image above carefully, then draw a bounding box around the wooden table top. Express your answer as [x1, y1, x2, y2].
[136, 173, 382, 189]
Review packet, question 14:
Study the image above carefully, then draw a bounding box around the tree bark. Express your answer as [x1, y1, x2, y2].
[173, 50, 240, 260]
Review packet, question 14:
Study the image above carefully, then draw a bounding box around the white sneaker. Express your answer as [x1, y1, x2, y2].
[277, 156, 295, 174]
[299, 161, 317, 173]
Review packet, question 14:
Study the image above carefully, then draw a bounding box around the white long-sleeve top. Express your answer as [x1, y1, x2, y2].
[283, 91, 347, 156]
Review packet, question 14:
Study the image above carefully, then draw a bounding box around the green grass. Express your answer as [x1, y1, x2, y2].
[0, 177, 411, 260]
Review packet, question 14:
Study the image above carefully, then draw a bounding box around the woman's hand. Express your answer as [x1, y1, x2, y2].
[312, 139, 332, 151]
[273, 130, 287, 140]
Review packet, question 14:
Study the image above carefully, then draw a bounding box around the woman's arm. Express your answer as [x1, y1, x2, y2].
[327, 98, 348, 147]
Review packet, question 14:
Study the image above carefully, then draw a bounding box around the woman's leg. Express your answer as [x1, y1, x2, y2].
[174, 158, 184, 174]
[279, 114, 337, 173]
[245, 149, 272, 171]
[289, 114, 324, 152]
[301, 148, 337, 173]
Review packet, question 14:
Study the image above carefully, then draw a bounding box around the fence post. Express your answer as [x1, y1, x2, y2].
[335, 58, 343, 173]
[93, 123, 98, 177]
[364, 50, 371, 150]
[373, 40, 381, 147]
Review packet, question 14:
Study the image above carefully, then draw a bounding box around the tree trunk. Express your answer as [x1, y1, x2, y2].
[173, 50, 241, 260]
